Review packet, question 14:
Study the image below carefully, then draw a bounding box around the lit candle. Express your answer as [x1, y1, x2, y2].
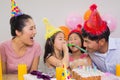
[56, 67, 63, 80]
[18, 64, 27, 80]
[116, 64, 120, 76]
[93, 66, 97, 72]
[0, 55, 2, 80]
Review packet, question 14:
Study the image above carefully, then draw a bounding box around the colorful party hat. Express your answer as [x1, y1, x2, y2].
[83, 4, 107, 35]
[43, 18, 62, 39]
[61, 64, 72, 80]
[11, 0, 22, 17]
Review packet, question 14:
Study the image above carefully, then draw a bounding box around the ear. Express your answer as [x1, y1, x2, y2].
[98, 38, 106, 46]
[15, 30, 22, 36]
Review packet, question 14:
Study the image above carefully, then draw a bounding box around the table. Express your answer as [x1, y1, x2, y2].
[3, 74, 18, 80]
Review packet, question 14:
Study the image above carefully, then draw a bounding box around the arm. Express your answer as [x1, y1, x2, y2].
[30, 43, 41, 72]
[46, 54, 69, 68]
[29, 56, 40, 72]
[46, 41, 69, 67]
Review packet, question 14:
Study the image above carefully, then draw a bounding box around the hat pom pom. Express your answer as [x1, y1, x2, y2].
[77, 24, 82, 29]
[90, 4, 97, 11]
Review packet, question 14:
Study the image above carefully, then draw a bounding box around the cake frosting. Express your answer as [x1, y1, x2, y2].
[72, 66, 104, 80]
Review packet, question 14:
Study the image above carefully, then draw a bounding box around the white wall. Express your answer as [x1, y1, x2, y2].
[0, 0, 120, 72]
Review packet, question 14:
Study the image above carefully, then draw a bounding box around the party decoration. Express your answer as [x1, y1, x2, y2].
[43, 18, 62, 40]
[30, 71, 51, 79]
[84, 4, 97, 21]
[11, 0, 22, 17]
[83, 4, 107, 35]
[56, 67, 64, 80]
[56, 64, 72, 80]
[84, 9, 91, 21]
[61, 64, 72, 80]
[66, 13, 82, 30]
[102, 14, 117, 32]
[59, 26, 70, 40]
[68, 24, 82, 36]
[67, 44, 87, 53]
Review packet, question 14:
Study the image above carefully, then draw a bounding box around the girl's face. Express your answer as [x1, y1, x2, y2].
[54, 32, 65, 51]
[17, 18, 36, 46]
[68, 33, 82, 52]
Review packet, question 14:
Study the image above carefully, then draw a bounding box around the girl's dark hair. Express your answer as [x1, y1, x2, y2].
[82, 26, 110, 42]
[68, 32, 85, 53]
[10, 14, 32, 37]
[44, 31, 64, 63]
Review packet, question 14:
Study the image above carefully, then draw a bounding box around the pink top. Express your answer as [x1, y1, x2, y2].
[0, 40, 42, 74]
[69, 53, 88, 62]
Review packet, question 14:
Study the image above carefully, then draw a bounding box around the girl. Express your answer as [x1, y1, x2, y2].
[43, 18, 69, 77]
[68, 25, 91, 69]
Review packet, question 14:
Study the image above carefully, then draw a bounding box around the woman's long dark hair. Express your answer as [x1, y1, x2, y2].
[10, 14, 32, 37]
[44, 31, 64, 63]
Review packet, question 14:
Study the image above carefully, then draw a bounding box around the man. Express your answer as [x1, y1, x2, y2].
[82, 4, 120, 74]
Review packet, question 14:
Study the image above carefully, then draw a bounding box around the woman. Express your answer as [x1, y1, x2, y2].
[0, 14, 42, 74]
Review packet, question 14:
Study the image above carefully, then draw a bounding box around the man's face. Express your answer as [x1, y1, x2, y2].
[83, 37, 100, 53]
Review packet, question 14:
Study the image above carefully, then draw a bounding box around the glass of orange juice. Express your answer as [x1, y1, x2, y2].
[56, 67, 63, 80]
[116, 64, 120, 76]
[18, 64, 27, 80]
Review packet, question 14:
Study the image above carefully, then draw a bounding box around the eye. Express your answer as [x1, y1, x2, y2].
[30, 28, 33, 30]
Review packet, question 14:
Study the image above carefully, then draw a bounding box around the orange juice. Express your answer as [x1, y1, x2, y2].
[0, 55, 2, 80]
[56, 67, 63, 80]
[0, 56, 2, 80]
[116, 64, 120, 76]
[18, 64, 27, 80]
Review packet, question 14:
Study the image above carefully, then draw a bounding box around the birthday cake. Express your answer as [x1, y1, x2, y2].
[71, 66, 104, 80]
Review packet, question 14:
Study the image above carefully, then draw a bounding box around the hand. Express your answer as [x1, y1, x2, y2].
[62, 41, 68, 54]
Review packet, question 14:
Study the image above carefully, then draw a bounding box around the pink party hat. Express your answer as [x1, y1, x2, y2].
[11, 0, 22, 17]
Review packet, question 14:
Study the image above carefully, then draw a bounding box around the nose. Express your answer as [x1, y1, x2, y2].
[83, 41, 87, 47]
[69, 39, 74, 43]
[33, 28, 37, 34]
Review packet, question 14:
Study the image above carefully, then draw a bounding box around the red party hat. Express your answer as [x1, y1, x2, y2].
[84, 4, 107, 35]
[69, 24, 82, 36]
[11, 0, 22, 17]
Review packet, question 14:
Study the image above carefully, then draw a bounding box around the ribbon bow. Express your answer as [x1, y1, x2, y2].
[30, 71, 51, 80]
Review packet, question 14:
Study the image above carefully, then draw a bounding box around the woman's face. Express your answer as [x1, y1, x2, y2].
[54, 32, 65, 51]
[68, 33, 82, 52]
[17, 18, 36, 46]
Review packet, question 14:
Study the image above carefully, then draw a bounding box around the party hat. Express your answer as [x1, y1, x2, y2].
[11, 0, 22, 17]
[43, 18, 62, 39]
[61, 64, 72, 80]
[84, 4, 107, 35]
[69, 24, 82, 36]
